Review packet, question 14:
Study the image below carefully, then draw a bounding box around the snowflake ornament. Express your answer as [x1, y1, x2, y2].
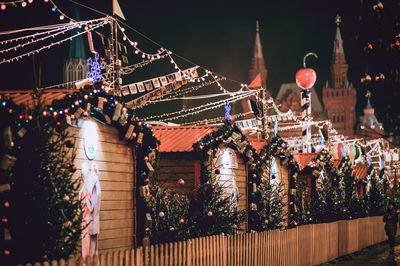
[86, 52, 105, 85]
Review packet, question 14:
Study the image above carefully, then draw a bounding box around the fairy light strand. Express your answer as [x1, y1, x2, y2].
[0, 24, 80, 54]
[0, 20, 108, 64]
[139, 90, 255, 121]
[180, 111, 253, 126]
[158, 91, 256, 122]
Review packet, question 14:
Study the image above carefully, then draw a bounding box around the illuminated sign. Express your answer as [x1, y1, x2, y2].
[84, 120, 99, 160]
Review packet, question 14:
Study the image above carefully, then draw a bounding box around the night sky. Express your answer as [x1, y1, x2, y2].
[0, 0, 397, 123]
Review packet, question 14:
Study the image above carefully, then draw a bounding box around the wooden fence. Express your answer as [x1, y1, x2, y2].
[22, 216, 389, 266]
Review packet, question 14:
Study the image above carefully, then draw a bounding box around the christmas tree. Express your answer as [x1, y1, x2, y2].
[0, 97, 21, 264]
[256, 178, 286, 231]
[147, 174, 190, 244]
[367, 172, 385, 216]
[309, 175, 330, 223]
[7, 92, 83, 263]
[292, 181, 313, 226]
[188, 173, 246, 237]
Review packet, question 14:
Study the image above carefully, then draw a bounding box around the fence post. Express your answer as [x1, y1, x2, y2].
[143, 236, 150, 266]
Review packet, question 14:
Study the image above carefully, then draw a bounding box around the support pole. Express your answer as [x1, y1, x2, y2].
[261, 88, 267, 139]
[301, 89, 312, 152]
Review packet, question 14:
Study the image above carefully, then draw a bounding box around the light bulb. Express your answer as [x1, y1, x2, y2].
[28, 0, 33, 3]
[22, 2, 27, 7]
[1, 4, 6, 10]
[59, 15, 65, 20]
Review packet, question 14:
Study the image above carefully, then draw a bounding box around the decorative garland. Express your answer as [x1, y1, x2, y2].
[0, 78, 159, 242]
[193, 122, 300, 229]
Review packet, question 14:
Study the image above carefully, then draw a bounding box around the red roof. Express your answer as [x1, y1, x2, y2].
[153, 125, 222, 152]
[293, 153, 318, 169]
[353, 165, 369, 179]
[248, 139, 269, 153]
[0, 89, 74, 108]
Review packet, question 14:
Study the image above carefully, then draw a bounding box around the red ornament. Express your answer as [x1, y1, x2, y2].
[70, 165, 77, 172]
[132, 132, 137, 139]
[179, 218, 184, 224]
[295, 53, 318, 89]
[178, 179, 185, 185]
[144, 156, 149, 162]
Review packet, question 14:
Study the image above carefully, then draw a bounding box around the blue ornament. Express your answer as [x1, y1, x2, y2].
[86, 52, 105, 85]
[224, 101, 231, 120]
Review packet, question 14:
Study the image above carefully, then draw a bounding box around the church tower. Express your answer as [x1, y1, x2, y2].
[63, 6, 89, 88]
[322, 15, 356, 137]
[248, 20, 268, 89]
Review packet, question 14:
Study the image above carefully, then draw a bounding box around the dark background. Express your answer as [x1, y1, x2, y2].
[0, 0, 398, 133]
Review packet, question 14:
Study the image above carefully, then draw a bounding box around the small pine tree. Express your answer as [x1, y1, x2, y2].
[188, 174, 246, 237]
[292, 181, 313, 226]
[9, 93, 83, 263]
[368, 173, 385, 216]
[256, 178, 286, 231]
[147, 175, 189, 244]
[310, 176, 329, 224]
[328, 180, 346, 221]
[347, 186, 368, 219]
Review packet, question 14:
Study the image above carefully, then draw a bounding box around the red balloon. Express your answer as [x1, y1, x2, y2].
[295, 68, 317, 89]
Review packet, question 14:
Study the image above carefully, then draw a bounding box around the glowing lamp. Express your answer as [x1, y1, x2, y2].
[21, 2, 27, 7]
[1, 4, 6, 10]
[295, 53, 318, 90]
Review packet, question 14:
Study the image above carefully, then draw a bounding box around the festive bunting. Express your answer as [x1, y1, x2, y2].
[121, 66, 199, 97]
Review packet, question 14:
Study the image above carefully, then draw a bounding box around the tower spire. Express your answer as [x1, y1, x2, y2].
[249, 20, 267, 88]
[330, 14, 348, 88]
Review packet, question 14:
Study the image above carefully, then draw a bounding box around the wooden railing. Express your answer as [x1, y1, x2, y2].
[21, 216, 389, 266]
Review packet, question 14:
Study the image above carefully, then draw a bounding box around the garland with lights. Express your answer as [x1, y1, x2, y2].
[0, 91, 84, 263]
[256, 136, 301, 228]
[0, 18, 109, 65]
[193, 123, 301, 230]
[0, 72, 161, 247]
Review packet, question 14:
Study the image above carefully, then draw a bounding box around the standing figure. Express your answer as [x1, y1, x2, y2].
[79, 163, 91, 260]
[383, 200, 398, 255]
[79, 163, 101, 260]
[86, 163, 101, 257]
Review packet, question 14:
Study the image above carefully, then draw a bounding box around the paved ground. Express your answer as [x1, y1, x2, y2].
[320, 237, 400, 265]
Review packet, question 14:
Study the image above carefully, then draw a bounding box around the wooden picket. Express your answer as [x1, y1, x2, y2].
[21, 216, 392, 266]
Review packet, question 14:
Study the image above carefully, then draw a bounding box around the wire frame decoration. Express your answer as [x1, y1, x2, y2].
[86, 52, 105, 85]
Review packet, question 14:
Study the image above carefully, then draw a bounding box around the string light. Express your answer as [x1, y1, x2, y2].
[0, 20, 108, 65]
[0, 24, 80, 54]
[0, 20, 90, 44]
[115, 21, 167, 59]
[48, 0, 75, 22]
[119, 55, 169, 75]
[139, 90, 255, 122]
[135, 78, 225, 109]
[180, 111, 253, 126]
